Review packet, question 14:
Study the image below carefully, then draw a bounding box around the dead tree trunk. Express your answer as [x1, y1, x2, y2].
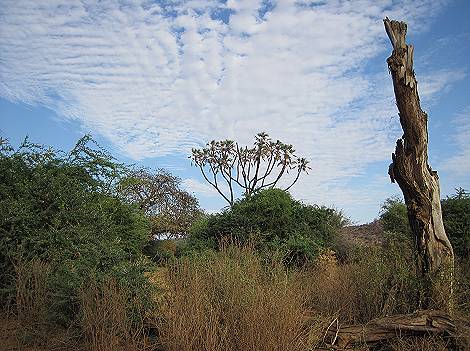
[324, 310, 460, 349]
[384, 18, 454, 311]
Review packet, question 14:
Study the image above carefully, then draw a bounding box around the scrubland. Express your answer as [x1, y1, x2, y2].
[1, 136, 469, 351]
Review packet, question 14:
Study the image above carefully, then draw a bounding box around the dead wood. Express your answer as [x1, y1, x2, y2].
[323, 309, 464, 349]
[384, 18, 454, 311]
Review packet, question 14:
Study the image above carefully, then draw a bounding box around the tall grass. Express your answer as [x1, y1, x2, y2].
[155, 242, 469, 350]
[14, 258, 51, 346]
[455, 258, 470, 319]
[11, 258, 152, 351]
[79, 278, 130, 351]
[79, 277, 154, 351]
[303, 245, 418, 325]
[156, 245, 324, 351]
[8, 244, 469, 350]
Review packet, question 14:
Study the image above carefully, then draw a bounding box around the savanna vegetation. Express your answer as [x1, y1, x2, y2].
[2, 14, 469, 351]
[1, 134, 469, 351]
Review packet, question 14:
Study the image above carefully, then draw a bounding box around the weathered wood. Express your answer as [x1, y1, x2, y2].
[384, 18, 454, 311]
[324, 310, 457, 349]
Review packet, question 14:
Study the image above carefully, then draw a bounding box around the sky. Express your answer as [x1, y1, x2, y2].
[1, 0, 469, 224]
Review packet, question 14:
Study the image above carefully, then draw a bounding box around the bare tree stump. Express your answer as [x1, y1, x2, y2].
[384, 18, 454, 311]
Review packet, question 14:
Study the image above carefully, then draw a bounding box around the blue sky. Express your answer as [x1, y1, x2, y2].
[1, 0, 469, 223]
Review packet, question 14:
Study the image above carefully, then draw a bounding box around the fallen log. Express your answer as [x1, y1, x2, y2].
[323, 310, 460, 349]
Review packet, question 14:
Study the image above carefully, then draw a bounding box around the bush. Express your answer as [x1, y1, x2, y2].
[0, 136, 154, 325]
[143, 239, 177, 263]
[189, 188, 346, 265]
[380, 196, 411, 237]
[381, 190, 470, 258]
[441, 188, 470, 258]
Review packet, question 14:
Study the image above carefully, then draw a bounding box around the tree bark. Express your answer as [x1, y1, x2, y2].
[384, 18, 454, 311]
[323, 310, 462, 349]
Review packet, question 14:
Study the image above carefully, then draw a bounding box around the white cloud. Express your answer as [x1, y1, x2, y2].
[420, 69, 466, 102]
[0, 0, 456, 221]
[442, 108, 470, 177]
[183, 178, 219, 198]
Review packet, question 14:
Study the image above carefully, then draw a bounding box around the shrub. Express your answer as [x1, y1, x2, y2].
[380, 196, 411, 236]
[143, 239, 177, 263]
[0, 136, 154, 326]
[189, 188, 346, 265]
[381, 190, 470, 258]
[441, 188, 470, 258]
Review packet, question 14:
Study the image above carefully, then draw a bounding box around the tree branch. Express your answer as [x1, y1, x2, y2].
[284, 168, 302, 191]
[200, 164, 232, 205]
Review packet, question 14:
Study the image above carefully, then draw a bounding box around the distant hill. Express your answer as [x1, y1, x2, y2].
[339, 219, 384, 247]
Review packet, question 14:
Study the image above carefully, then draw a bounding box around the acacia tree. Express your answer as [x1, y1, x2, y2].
[191, 132, 310, 206]
[117, 168, 203, 238]
[384, 18, 454, 311]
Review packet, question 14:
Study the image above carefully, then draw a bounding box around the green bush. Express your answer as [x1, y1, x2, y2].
[0, 136, 154, 325]
[379, 196, 412, 237]
[380, 190, 470, 258]
[268, 234, 323, 267]
[442, 188, 470, 258]
[189, 188, 346, 265]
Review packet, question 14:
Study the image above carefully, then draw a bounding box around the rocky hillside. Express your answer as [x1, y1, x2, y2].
[339, 219, 384, 247]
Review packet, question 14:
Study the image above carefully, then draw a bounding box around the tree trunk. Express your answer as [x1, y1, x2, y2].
[384, 18, 454, 311]
[323, 310, 459, 349]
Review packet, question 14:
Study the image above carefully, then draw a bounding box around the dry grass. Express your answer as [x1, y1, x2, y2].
[79, 278, 153, 351]
[455, 259, 470, 320]
[79, 279, 129, 351]
[155, 245, 325, 351]
[385, 335, 452, 351]
[6, 246, 469, 351]
[11, 259, 152, 351]
[302, 247, 417, 325]
[154, 244, 469, 351]
[14, 258, 51, 348]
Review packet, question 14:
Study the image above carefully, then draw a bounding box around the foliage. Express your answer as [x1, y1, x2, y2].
[117, 168, 203, 238]
[379, 192, 470, 311]
[191, 132, 310, 206]
[189, 188, 346, 265]
[380, 190, 470, 258]
[269, 235, 323, 267]
[0, 136, 154, 325]
[379, 196, 412, 237]
[441, 187, 470, 258]
[143, 239, 177, 263]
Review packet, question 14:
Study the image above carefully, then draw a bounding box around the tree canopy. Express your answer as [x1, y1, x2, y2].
[117, 168, 203, 238]
[191, 132, 310, 206]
